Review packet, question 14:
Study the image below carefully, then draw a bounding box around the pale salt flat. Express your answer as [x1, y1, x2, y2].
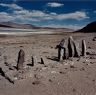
[0, 28, 54, 35]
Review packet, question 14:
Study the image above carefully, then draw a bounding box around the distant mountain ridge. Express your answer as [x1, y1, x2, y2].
[0, 22, 39, 29]
[0, 22, 70, 30]
[76, 21, 96, 32]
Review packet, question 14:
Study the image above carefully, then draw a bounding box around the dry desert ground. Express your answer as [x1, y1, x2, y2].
[0, 32, 96, 95]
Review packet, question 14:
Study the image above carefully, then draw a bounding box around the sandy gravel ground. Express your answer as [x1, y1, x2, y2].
[0, 33, 96, 95]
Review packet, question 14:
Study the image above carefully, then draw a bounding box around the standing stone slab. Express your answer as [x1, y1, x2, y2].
[41, 58, 44, 64]
[34, 56, 37, 64]
[60, 48, 64, 61]
[63, 47, 68, 59]
[81, 40, 86, 56]
[31, 56, 34, 66]
[68, 36, 74, 58]
[73, 41, 80, 57]
[56, 39, 65, 61]
[17, 49, 25, 70]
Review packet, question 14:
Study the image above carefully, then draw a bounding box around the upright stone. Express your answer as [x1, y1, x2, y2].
[68, 36, 74, 57]
[17, 49, 25, 70]
[63, 47, 68, 59]
[59, 48, 64, 61]
[81, 40, 86, 56]
[34, 56, 37, 64]
[41, 58, 44, 64]
[73, 41, 80, 57]
[56, 39, 65, 61]
[31, 56, 34, 66]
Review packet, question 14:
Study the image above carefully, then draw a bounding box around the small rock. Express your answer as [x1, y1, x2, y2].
[14, 77, 18, 80]
[51, 71, 57, 74]
[42, 67, 47, 70]
[90, 56, 96, 59]
[49, 79, 52, 82]
[92, 37, 96, 41]
[92, 79, 95, 82]
[59, 71, 65, 74]
[86, 52, 90, 55]
[88, 46, 91, 49]
[58, 82, 60, 85]
[90, 62, 94, 64]
[80, 67, 85, 71]
[65, 68, 68, 69]
[32, 80, 40, 85]
[72, 88, 76, 92]
[70, 65, 75, 68]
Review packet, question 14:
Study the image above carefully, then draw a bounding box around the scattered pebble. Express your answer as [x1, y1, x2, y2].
[88, 46, 91, 49]
[65, 68, 68, 69]
[72, 88, 76, 92]
[80, 67, 85, 71]
[14, 77, 18, 80]
[32, 80, 40, 85]
[90, 56, 96, 59]
[49, 79, 53, 82]
[90, 62, 94, 64]
[41, 67, 47, 71]
[59, 71, 65, 74]
[92, 79, 95, 82]
[51, 71, 57, 74]
[70, 65, 75, 68]
[92, 37, 96, 41]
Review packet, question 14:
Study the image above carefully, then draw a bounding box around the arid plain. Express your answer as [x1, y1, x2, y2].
[0, 30, 96, 95]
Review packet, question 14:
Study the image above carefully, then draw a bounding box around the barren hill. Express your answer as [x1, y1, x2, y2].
[76, 21, 96, 32]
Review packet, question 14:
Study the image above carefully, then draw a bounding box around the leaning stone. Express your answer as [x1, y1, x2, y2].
[0, 67, 14, 84]
[17, 49, 25, 70]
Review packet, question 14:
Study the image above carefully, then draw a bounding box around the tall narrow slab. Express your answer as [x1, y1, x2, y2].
[63, 47, 68, 59]
[81, 40, 86, 56]
[68, 36, 74, 57]
[31, 56, 34, 66]
[41, 58, 44, 64]
[17, 49, 25, 70]
[73, 41, 80, 57]
[56, 39, 65, 61]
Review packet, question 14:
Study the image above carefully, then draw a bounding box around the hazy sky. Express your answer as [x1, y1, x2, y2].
[0, 0, 96, 29]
